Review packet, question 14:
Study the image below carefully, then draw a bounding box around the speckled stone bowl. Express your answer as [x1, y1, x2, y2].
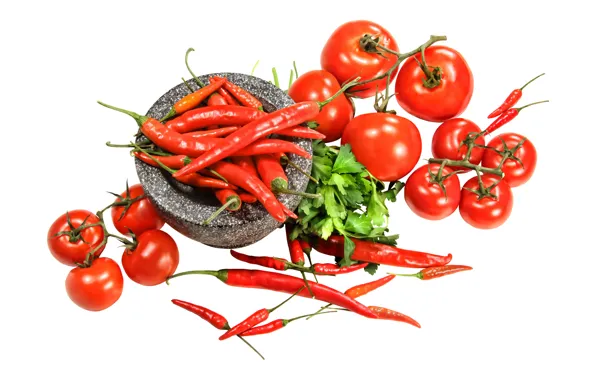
[136, 73, 312, 249]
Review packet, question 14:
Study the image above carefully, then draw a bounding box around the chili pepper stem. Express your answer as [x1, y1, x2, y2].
[97, 101, 148, 126]
[268, 286, 305, 314]
[204, 198, 240, 225]
[519, 73, 545, 91]
[185, 47, 206, 87]
[387, 272, 423, 279]
[515, 100, 549, 112]
[287, 310, 337, 323]
[131, 143, 177, 174]
[237, 336, 265, 360]
[166, 270, 225, 285]
[281, 155, 319, 183]
[306, 303, 333, 320]
[300, 271, 315, 298]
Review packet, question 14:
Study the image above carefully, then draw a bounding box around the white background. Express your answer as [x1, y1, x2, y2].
[1, 0, 594, 379]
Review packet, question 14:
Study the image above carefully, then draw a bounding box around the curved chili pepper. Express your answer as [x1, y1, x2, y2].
[299, 240, 312, 254]
[161, 79, 227, 121]
[173, 101, 321, 179]
[171, 299, 229, 330]
[207, 92, 229, 106]
[230, 249, 290, 271]
[487, 73, 545, 118]
[391, 265, 473, 280]
[240, 311, 335, 337]
[203, 189, 243, 226]
[238, 192, 257, 203]
[275, 126, 326, 140]
[285, 224, 304, 266]
[178, 173, 236, 190]
[313, 262, 368, 275]
[209, 161, 286, 223]
[165, 105, 264, 133]
[254, 154, 320, 199]
[212, 76, 263, 110]
[183, 126, 239, 139]
[345, 275, 396, 299]
[209, 77, 240, 105]
[167, 268, 378, 319]
[368, 306, 420, 328]
[484, 100, 549, 134]
[233, 139, 311, 158]
[313, 235, 452, 268]
[134, 152, 191, 170]
[230, 156, 258, 177]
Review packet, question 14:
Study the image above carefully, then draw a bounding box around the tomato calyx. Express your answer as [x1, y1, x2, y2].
[52, 211, 101, 244]
[413, 52, 443, 89]
[463, 171, 503, 201]
[107, 180, 147, 222]
[359, 34, 391, 57]
[491, 136, 527, 170]
[427, 163, 462, 198]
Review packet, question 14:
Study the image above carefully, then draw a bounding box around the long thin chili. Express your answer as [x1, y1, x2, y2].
[230, 156, 258, 177]
[487, 73, 545, 118]
[275, 126, 326, 140]
[161, 79, 227, 121]
[239, 311, 336, 337]
[484, 100, 549, 135]
[209, 77, 240, 105]
[313, 262, 368, 275]
[368, 306, 421, 328]
[212, 76, 263, 110]
[390, 265, 472, 280]
[233, 139, 311, 158]
[203, 189, 242, 225]
[344, 275, 396, 299]
[254, 154, 321, 199]
[230, 249, 290, 271]
[238, 192, 257, 203]
[183, 126, 239, 139]
[165, 105, 264, 133]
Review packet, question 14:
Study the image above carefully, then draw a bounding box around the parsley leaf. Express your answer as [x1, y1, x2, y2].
[345, 211, 373, 235]
[367, 188, 389, 226]
[322, 185, 346, 219]
[315, 217, 334, 240]
[364, 263, 379, 276]
[328, 173, 348, 195]
[339, 235, 358, 267]
[332, 144, 365, 174]
[312, 155, 333, 181]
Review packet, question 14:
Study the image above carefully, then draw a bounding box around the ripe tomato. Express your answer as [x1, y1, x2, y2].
[321, 20, 398, 98]
[405, 164, 461, 220]
[432, 118, 485, 171]
[459, 174, 513, 229]
[481, 133, 537, 188]
[395, 46, 473, 122]
[65, 257, 123, 311]
[288, 70, 353, 142]
[47, 210, 105, 266]
[341, 113, 421, 181]
[111, 184, 165, 236]
[122, 230, 179, 286]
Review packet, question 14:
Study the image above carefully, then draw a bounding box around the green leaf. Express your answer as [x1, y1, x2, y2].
[364, 263, 379, 276]
[344, 188, 364, 207]
[383, 181, 405, 202]
[316, 217, 334, 240]
[345, 211, 373, 235]
[369, 234, 399, 246]
[322, 186, 346, 219]
[313, 140, 330, 157]
[332, 144, 365, 174]
[328, 173, 348, 195]
[289, 225, 300, 240]
[298, 198, 313, 216]
[367, 188, 389, 227]
[339, 235, 357, 267]
[312, 156, 333, 182]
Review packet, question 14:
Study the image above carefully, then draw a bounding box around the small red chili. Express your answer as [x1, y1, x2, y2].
[344, 275, 396, 299]
[487, 73, 545, 118]
[238, 192, 257, 203]
[368, 306, 421, 328]
[212, 76, 263, 110]
[171, 299, 229, 330]
[390, 265, 473, 280]
[209, 77, 240, 105]
[230, 250, 290, 271]
[313, 262, 368, 275]
[165, 105, 264, 133]
[254, 154, 321, 199]
[230, 156, 258, 177]
[183, 126, 239, 139]
[239, 311, 335, 337]
[161, 79, 227, 121]
[275, 126, 326, 140]
[484, 100, 549, 134]
[233, 139, 311, 158]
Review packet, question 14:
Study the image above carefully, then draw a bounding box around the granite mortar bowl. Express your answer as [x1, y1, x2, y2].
[135, 73, 312, 249]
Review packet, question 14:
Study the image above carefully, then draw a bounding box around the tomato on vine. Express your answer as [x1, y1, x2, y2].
[405, 164, 461, 220]
[395, 46, 473, 122]
[65, 257, 124, 311]
[481, 133, 537, 188]
[321, 20, 398, 99]
[110, 183, 165, 236]
[288, 70, 354, 142]
[122, 230, 179, 286]
[459, 174, 513, 229]
[47, 210, 105, 266]
[341, 113, 421, 181]
[432, 118, 485, 171]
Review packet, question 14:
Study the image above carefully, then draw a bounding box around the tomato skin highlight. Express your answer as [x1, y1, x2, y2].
[48, 210, 105, 266]
[111, 184, 165, 236]
[288, 70, 353, 142]
[395, 46, 473, 122]
[122, 230, 179, 286]
[405, 164, 461, 221]
[321, 20, 398, 99]
[482, 133, 537, 188]
[459, 175, 513, 229]
[65, 257, 123, 312]
[431, 118, 485, 171]
[341, 113, 421, 181]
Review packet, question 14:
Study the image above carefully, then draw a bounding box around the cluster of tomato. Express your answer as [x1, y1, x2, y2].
[47, 184, 179, 311]
[286, 20, 543, 229]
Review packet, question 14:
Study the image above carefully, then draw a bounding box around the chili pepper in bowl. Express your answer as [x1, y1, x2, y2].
[165, 105, 264, 133]
[487, 73, 545, 118]
[275, 126, 326, 140]
[183, 126, 239, 139]
[160, 79, 227, 121]
[255, 154, 321, 199]
[238, 192, 257, 203]
[209, 77, 240, 105]
[207, 92, 229, 106]
[211, 76, 263, 110]
[230, 156, 258, 177]
[233, 139, 311, 158]
[203, 189, 243, 225]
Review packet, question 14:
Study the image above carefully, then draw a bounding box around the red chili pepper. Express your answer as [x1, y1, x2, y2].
[391, 265, 473, 280]
[173, 101, 321, 179]
[219, 287, 302, 340]
[133, 151, 191, 170]
[238, 192, 257, 203]
[345, 275, 396, 299]
[212, 76, 263, 110]
[207, 92, 229, 106]
[178, 173, 236, 190]
[285, 224, 304, 266]
[313, 235, 452, 268]
[313, 262, 368, 275]
[240, 311, 335, 337]
[368, 306, 421, 328]
[299, 240, 312, 254]
[484, 100, 549, 134]
[230, 250, 290, 271]
[230, 156, 258, 177]
[487, 73, 545, 118]
[208, 161, 286, 223]
[165, 105, 264, 133]
[233, 139, 311, 158]
[171, 299, 229, 330]
[161, 79, 227, 121]
[167, 268, 378, 319]
[210, 77, 240, 105]
[183, 126, 239, 139]
[215, 189, 242, 211]
[254, 154, 321, 199]
[275, 126, 326, 140]
[281, 203, 298, 219]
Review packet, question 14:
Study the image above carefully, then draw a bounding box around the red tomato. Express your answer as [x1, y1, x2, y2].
[459, 174, 513, 229]
[432, 118, 485, 171]
[481, 133, 537, 188]
[111, 184, 165, 236]
[65, 257, 123, 311]
[341, 113, 421, 181]
[405, 164, 461, 220]
[47, 210, 105, 266]
[288, 70, 354, 142]
[395, 46, 473, 122]
[122, 230, 179, 286]
[321, 20, 398, 99]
